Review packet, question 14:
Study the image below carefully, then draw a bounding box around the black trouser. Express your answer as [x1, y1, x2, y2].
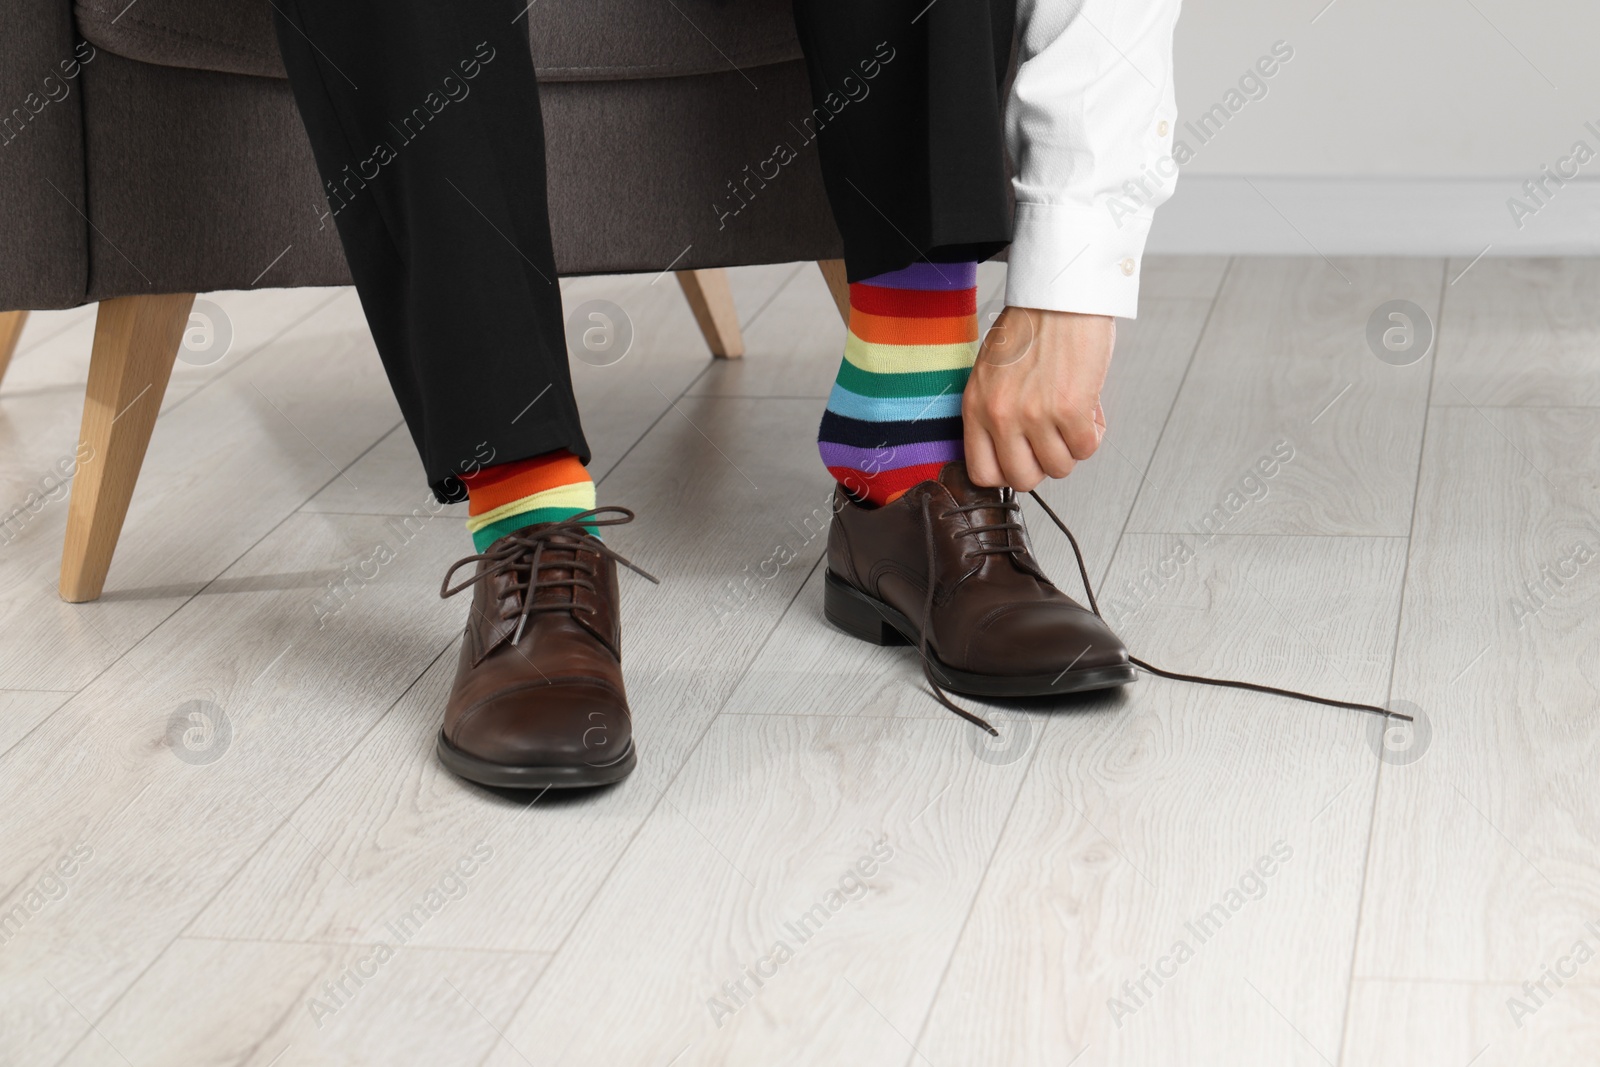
[273, 1, 1013, 503]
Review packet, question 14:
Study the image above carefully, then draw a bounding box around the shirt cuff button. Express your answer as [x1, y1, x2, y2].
[1120, 258, 1136, 276]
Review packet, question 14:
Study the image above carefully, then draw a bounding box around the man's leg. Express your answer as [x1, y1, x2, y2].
[274, 3, 638, 789]
[789, 0, 1015, 280]
[791, 0, 1008, 503]
[273, 0, 586, 501]
[792, 1, 1138, 714]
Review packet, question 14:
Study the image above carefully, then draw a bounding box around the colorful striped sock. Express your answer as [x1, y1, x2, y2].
[817, 261, 978, 505]
[463, 449, 596, 552]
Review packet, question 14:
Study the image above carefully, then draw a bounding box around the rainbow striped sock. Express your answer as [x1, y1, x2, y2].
[817, 261, 978, 505]
[463, 449, 596, 552]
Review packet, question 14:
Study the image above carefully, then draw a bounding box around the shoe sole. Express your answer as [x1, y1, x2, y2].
[824, 570, 1137, 698]
[435, 732, 637, 789]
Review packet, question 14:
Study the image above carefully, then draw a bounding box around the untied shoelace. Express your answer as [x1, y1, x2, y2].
[913, 489, 1411, 736]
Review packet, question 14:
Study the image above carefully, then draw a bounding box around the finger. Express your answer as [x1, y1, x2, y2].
[964, 421, 1004, 487]
[993, 427, 1047, 492]
[1027, 422, 1078, 480]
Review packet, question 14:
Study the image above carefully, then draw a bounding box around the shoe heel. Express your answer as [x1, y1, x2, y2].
[824, 571, 908, 646]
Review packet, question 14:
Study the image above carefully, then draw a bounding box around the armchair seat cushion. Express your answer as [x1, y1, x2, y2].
[73, 0, 804, 82]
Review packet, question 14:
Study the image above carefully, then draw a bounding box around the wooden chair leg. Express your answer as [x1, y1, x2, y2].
[816, 259, 850, 325]
[59, 293, 195, 603]
[675, 268, 744, 359]
[0, 310, 29, 387]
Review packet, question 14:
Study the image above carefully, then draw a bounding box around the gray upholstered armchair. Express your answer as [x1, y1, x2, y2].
[0, 0, 851, 601]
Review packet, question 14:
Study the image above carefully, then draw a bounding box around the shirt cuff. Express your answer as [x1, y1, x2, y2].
[1003, 201, 1154, 320]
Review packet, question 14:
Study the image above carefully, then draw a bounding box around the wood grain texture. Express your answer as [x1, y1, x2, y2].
[0, 688, 70, 756]
[1105, 533, 1408, 701]
[688, 264, 839, 399]
[916, 533, 1408, 1067]
[1352, 407, 1600, 982]
[817, 258, 851, 324]
[4, 257, 1599, 1064]
[1127, 257, 1442, 536]
[677, 268, 746, 358]
[1437, 257, 1600, 408]
[1342, 980, 1600, 1067]
[1137, 256, 1231, 302]
[0, 289, 396, 689]
[0, 309, 28, 387]
[484, 714, 1033, 1067]
[0, 511, 467, 1065]
[56, 938, 548, 1067]
[0, 304, 96, 399]
[188, 398, 839, 954]
[60, 293, 196, 601]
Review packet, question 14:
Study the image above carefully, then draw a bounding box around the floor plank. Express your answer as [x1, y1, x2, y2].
[915, 532, 1408, 1067]
[187, 397, 838, 954]
[0, 289, 398, 691]
[1437, 257, 1600, 408]
[687, 262, 841, 400]
[1341, 979, 1600, 1067]
[1352, 406, 1600, 983]
[482, 714, 1033, 1067]
[0, 511, 466, 1065]
[57, 938, 547, 1067]
[0, 688, 72, 756]
[1127, 257, 1442, 536]
[1139, 256, 1231, 301]
[6, 256, 1600, 1064]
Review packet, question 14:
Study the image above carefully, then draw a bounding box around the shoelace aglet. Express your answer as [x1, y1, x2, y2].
[970, 714, 1000, 738]
[617, 559, 656, 585]
[923, 683, 998, 735]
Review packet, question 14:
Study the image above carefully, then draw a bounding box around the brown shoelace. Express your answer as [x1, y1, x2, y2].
[440, 507, 658, 645]
[915, 490, 1410, 736]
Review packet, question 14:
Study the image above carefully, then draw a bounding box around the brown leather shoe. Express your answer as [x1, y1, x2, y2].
[436, 508, 655, 789]
[825, 463, 1135, 702]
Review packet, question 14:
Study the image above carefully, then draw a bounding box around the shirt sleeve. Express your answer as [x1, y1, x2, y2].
[1003, 0, 1184, 319]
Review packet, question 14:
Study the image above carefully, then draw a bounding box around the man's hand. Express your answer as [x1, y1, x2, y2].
[963, 307, 1115, 491]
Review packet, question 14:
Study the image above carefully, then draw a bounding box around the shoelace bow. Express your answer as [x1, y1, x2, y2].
[440, 507, 658, 645]
[916, 491, 1410, 736]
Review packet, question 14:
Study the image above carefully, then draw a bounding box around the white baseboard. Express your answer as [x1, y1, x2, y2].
[1146, 177, 1600, 256]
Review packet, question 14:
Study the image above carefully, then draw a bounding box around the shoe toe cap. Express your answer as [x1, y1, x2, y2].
[968, 602, 1130, 675]
[449, 678, 632, 769]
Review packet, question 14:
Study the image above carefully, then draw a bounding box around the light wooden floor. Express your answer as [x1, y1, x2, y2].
[2, 257, 1597, 1066]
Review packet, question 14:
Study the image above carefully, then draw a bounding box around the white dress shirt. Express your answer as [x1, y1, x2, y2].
[1004, 0, 1183, 319]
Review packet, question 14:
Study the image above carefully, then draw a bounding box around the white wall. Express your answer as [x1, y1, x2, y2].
[1153, 0, 1600, 252]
